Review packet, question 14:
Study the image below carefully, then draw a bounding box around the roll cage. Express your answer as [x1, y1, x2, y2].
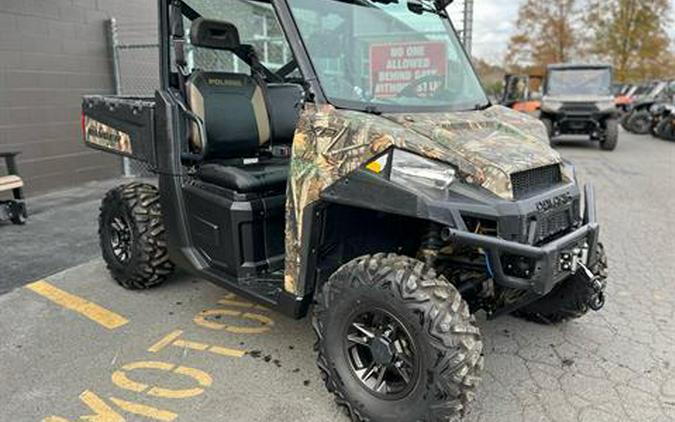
[159, 0, 482, 113]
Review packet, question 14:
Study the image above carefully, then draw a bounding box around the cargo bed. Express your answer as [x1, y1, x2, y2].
[82, 95, 157, 168]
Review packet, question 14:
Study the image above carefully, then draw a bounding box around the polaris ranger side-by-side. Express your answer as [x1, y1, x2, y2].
[540, 63, 619, 150]
[81, 1, 608, 420]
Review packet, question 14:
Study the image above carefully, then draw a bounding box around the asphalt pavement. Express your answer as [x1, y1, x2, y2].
[1, 131, 674, 422]
[0, 178, 151, 294]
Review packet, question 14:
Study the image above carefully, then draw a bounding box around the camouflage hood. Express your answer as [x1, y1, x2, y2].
[383, 106, 563, 199]
[284, 104, 566, 293]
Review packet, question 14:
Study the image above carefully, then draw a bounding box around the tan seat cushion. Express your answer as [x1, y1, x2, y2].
[0, 175, 23, 192]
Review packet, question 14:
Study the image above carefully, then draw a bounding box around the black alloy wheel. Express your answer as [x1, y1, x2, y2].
[343, 308, 419, 400]
[108, 214, 134, 264]
[313, 254, 483, 422]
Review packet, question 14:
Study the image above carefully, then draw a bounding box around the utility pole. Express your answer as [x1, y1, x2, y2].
[462, 0, 474, 55]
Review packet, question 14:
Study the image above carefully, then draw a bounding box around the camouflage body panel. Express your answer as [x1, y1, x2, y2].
[84, 117, 133, 155]
[283, 104, 568, 294]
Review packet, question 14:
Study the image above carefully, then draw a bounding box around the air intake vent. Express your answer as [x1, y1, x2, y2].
[511, 164, 562, 199]
[535, 209, 571, 244]
[561, 102, 598, 113]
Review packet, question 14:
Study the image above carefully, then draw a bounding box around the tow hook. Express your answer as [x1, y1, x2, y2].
[577, 260, 606, 311]
[560, 245, 606, 311]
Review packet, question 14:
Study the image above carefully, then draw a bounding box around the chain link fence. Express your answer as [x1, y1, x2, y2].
[107, 13, 292, 177]
[109, 18, 159, 177]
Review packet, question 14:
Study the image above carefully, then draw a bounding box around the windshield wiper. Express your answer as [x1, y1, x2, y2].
[472, 102, 492, 111]
[367, 0, 445, 15]
[364, 105, 383, 115]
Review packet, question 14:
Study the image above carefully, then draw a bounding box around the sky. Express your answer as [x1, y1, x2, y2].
[454, 0, 675, 64]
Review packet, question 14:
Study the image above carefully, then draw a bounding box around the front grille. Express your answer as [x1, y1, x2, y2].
[536, 209, 571, 244]
[561, 102, 597, 114]
[511, 164, 562, 199]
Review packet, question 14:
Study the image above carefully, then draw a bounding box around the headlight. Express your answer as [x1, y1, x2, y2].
[541, 100, 563, 112]
[595, 101, 616, 112]
[390, 150, 456, 190]
[366, 150, 457, 198]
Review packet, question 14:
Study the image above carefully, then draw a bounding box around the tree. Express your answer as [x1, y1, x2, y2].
[473, 58, 506, 97]
[505, 0, 580, 69]
[585, 0, 673, 82]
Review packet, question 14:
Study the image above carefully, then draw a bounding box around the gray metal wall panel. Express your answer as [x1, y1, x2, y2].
[0, 0, 157, 194]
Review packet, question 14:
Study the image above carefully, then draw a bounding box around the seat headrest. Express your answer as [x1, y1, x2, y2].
[190, 18, 241, 51]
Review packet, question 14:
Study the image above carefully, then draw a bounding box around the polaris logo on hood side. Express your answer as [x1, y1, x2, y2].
[536, 192, 573, 212]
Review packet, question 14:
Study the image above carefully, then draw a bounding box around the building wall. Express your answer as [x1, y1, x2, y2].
[0, 0, 157, 193]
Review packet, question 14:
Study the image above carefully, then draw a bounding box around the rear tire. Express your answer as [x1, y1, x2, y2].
[514, 243, 608, 324]
[99, 183, 174, 290]
[626, 111, 652, 135]
[600, 118, 619, 151]
[313, 254, 483, 422]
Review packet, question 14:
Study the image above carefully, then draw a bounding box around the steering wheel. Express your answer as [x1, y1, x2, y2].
[397, 74, 446, 98]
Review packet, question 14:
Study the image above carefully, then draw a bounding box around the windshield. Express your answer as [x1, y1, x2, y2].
[287, 0, 488, 112]
[546, 68, 612, 96]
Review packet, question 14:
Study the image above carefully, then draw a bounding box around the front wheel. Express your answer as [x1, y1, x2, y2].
[626, 111, 652, 135]
[600, 118, 619, 151]
[313, 254, 483, 422]
[99, 183, 174, 289]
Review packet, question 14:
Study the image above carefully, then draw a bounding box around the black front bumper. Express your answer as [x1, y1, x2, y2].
[446, 184, 599, 296]
[545, 109, 616, 135]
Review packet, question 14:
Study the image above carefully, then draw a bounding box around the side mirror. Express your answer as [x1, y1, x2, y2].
[407, 1, 424, 14]
[434, 0, 454, 9]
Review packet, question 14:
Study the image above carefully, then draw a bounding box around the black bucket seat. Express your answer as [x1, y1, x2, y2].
[185, 18, 303, 194]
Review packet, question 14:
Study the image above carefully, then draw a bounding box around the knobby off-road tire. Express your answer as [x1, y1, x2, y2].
[626, 111, 652, 135]
[600, 118, 619, 151]
[99, 183, 174, 289]
[313, 254, 483, 422]
[514, 243, 608, 325]
[655, 117, 675, 141]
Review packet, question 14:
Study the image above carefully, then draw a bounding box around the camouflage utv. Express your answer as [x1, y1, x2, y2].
[81, 0, 608, 420]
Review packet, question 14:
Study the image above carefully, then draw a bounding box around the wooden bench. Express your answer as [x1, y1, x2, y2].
[0, 175, 23, 192]
[0, 151, 27, 224]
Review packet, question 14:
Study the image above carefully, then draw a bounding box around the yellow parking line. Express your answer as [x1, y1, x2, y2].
[148, 330, 184, 353]
[208, 345, 246, 358]
[25, 280, 129, 330]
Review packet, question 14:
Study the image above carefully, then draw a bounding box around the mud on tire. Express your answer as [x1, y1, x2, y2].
[514, 243, 608, 324]
[313, 254, 483, 422]
[99, 183, 174, 289]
